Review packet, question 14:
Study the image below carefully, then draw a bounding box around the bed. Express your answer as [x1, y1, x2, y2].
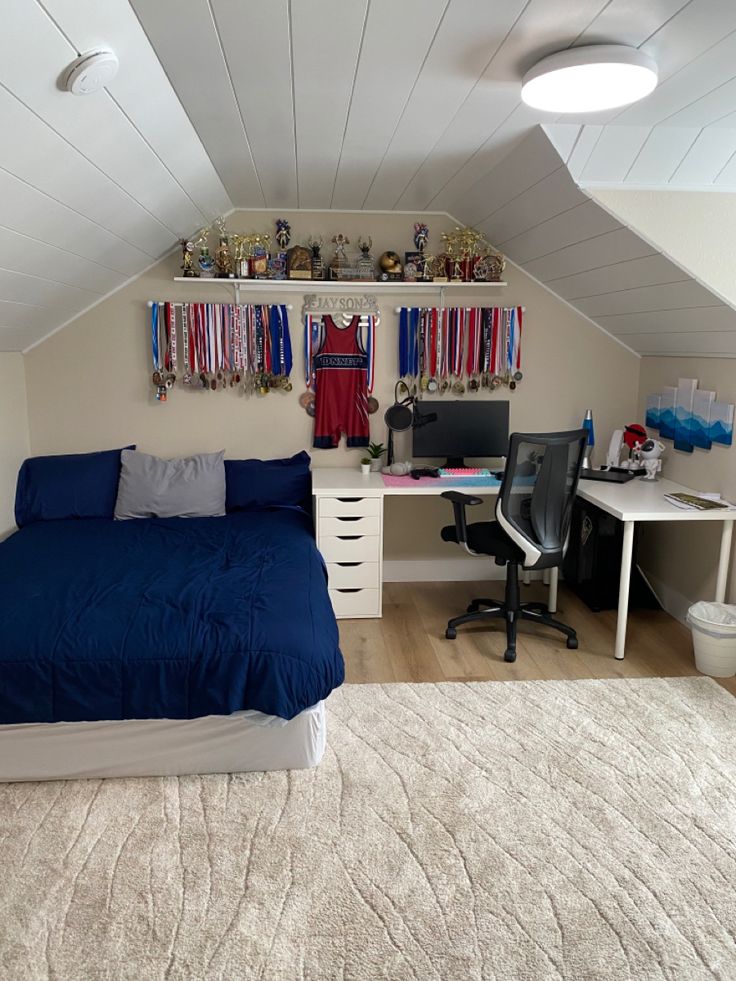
[0, 506, 344, 781]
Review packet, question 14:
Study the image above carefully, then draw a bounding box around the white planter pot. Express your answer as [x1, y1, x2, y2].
[360, 464, 370, 475]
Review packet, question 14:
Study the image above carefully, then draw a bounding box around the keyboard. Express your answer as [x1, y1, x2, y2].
[438, 467, 492, 478]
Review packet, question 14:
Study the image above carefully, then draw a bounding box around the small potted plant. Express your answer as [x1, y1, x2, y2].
[367, 442, 386, 472]
[360, 457, 371, 475]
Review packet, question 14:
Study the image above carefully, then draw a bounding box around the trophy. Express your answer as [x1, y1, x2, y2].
[329, 233, 350, 279]
[275, 218, 291, 250]
[212, 216, 233, 278]
[413, 222, 429, 253]
[195, 227, 215, 277]
[229, 234, 248, 278]
[356, 237, 374, 280]
[179, 238, 198, 277]
[307, 236, 324, 280]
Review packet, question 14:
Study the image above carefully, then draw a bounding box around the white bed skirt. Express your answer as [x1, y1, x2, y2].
[0, 702, 326, 782]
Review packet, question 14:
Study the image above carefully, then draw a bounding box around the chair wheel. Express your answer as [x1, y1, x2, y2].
[566, 636, 578, 650]
[504, 648, 517, 663]
[446, 627, 457, 640]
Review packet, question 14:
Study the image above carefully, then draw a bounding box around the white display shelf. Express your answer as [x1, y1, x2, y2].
[172, 277, 507, 292]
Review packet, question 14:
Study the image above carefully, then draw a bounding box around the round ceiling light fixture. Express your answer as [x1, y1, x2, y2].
[521, 44, 657, 113]
[63, 49, 119, 96]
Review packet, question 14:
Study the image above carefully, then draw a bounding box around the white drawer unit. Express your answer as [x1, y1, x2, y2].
[320, 514, 380, 537]
[315, 490, 384, 619]
[318, 496, 381, 518]
[318, 535, 381, 564]
[328, 587, 381, 619]
[327, 562, 380, 589]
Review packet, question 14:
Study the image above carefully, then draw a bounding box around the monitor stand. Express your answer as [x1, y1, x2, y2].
[443, 457, 466, 469]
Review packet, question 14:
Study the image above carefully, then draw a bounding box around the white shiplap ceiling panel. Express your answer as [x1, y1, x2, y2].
[3, 0, 736, 352]
[0, 0, 207, 238]
[209, 1, 297, 209]
[497, 200, 622, 262]
[290, 1, 370, 209]
[574, 280, 722, 317]
[331, 0, 449, 211]
[127, 0, 261, 206]
[523, 227, 657, 283]
[40, 0, 231, 221]
[0, 170, 148, 277]
[0, 227, 122, 295]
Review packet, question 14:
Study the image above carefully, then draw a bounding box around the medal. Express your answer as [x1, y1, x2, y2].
[452, 380, 465, 395]
[514, 370, 523, 382]
[367, 396, 379, 414]
[427, 377, 438, 393]
[491, 375, 502, 390]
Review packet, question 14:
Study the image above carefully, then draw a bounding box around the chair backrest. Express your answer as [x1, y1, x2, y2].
[495, 429, 587, 569]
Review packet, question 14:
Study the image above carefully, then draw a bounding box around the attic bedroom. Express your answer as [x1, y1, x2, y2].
[2, 2, 736, 979]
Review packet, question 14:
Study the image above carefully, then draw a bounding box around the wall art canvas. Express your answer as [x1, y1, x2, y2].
[647, 378, 733, 453]
[658, 387, 676, 441]
[709, 401, 734, 447]
[691, 388, 715, 450]
[645, 393, 661, 429]
[674, 378, 697, 453]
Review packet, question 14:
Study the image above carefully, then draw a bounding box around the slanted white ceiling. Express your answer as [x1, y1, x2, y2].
[4, 0, 736, 353]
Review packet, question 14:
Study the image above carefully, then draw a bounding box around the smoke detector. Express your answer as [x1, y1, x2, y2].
[63, 49, 119, 96]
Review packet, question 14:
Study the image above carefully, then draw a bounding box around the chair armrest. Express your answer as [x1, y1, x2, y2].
[441, 491, 482, 544]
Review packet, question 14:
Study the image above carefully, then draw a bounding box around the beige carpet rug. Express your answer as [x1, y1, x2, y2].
[2, 678, 736, 981]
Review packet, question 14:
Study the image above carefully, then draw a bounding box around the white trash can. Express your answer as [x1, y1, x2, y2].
[687, 602, 736, 678]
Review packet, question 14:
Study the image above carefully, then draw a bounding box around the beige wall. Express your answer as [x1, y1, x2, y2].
[638, 357, 736, 617]
[24, 209, 640, 563]
[0, 353, 30, 537]
[591, 188, 736, 306]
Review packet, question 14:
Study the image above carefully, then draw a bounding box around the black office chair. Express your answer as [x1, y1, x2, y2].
[441, 429, 587, 662]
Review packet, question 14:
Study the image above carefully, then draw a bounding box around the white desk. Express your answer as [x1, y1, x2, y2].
[311, 468, 559, 620]
[577, 476, 735, 660]
[313, 468, 735, 660]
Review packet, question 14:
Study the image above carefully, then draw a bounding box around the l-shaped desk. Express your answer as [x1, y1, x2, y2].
[312, 469, 735, 660]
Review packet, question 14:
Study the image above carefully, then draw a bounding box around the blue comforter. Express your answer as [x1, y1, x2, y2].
[0, 510, 344, 724]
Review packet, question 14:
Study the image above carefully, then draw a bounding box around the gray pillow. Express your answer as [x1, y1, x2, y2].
[114, 449, 226, 520]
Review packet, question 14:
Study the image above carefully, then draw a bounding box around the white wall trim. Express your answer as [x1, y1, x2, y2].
[384, 558, 545, 583]
[638, 568, 692, 626]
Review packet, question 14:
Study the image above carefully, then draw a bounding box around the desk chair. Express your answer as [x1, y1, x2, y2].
[441, 429, 587, 662]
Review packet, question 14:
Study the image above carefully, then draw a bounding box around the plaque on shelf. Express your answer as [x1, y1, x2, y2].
[287, 245, 313, 280]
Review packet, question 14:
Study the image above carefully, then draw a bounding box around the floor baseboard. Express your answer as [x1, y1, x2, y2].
[383, 559, 545, 583]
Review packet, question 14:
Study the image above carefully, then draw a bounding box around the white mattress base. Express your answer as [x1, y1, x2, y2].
[0, 703, 326, 782]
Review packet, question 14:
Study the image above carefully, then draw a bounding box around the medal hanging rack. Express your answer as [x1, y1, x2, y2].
[147, 300, 294, 401]
[396, 305, 524, 396]
[301, 293, 380, 418]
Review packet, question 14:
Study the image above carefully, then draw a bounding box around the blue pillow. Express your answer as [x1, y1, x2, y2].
[225, 451, 311, 513]
[14, 446, 135, 528]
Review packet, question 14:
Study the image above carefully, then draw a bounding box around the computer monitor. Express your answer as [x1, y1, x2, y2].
[412, 400, 509, 467]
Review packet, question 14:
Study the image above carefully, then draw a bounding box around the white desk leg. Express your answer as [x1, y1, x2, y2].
[614, 521, 635, 660]
[715, 519, 734, 602]
[548, 567, 558, 614]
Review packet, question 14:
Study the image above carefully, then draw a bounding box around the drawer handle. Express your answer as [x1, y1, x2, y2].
[336, 562, 361, 567]
[336, 588, 361, 593]
[337, 535, 362, 541]
[337, 497, 363, 503]
[336, 516, 361, 522]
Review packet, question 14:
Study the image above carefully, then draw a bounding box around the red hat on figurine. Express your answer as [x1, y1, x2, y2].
[623, 423, 647, 449]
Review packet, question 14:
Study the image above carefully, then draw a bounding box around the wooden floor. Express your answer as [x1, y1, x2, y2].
[339, 581, 736, 697]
